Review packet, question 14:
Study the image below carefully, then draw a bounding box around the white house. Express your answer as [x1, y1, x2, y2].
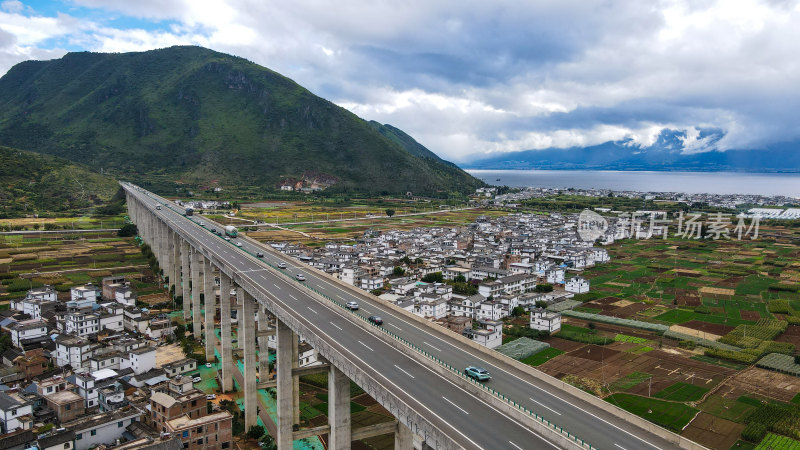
[66, 408, 141, 450]
[0, 392, 33, 433]
[417, 298, 448, 320]
[121, 347, 156, 375]
[565, 277, 590, 294]
[462, 320, 502, 349]
[9, 319, 49, 348]
[56, 335, 94, 368]
[69, 284, 99, 306]
[546, 268, 565, 285]
[64, 311, 101, 337]
[475, 301, 505, 321]
[530, 308, 562, 333]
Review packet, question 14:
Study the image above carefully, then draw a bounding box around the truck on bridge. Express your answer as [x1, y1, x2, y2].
[224, 225, 238, 238]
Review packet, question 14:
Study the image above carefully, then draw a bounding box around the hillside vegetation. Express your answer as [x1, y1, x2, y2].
[0, 146, 119, 217]
[0, 46, 482, 196]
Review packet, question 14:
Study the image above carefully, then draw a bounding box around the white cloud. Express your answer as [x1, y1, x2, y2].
[0, 0, 799, 162]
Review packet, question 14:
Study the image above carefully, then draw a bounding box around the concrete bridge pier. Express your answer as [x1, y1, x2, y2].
[170, 229, 180, 295]
[257, 305, 270, 379]
[276, 318, 294, 449]
[204, 258, 217, 362]
[191, 248, 202, 337]
[240, 287, 258, 429]
[180, 240, 190, 321]
[328, 365, 351, 450]
[219, 272, 234, 393]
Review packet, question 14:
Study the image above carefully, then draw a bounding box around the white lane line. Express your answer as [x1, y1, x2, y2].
[529, 398, 561, 416]
[273, 284, 281, 290]
[289, 294, 298, 301]
[307, 306, 318, 314]
[423, 341, 442, 352]
[509, 442, 523, 450]
[388, 323, 402, 331]
[329, 322, 342, 331]
[441, 396, 469, 415]
[336, 294, 346, 301]
[528, 384, 660, 449]
[357, 340, 374, 352]
[307, 266, 659, 449]
[614, 445, 627, 450]
[394, 364, 415, 379]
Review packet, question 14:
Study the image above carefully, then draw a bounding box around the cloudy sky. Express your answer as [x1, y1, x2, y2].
[1, 0, 798, 162]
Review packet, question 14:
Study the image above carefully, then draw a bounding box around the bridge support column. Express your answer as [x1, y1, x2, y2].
[293, 333, 300, 426]
[395, 422, 413, 450]
[257, 305, 270, 379]
[171, 229, 180, 297]
[191, 248, 202, 337]
[162, 222, 173, 291]
[327, 365, 351, 450]
[276, 318, 294, 449]
[204, 258, 216, 362]
[240, 288, 258, 429]
[219, 273, 233, 392]
[181, 240, 190, 321]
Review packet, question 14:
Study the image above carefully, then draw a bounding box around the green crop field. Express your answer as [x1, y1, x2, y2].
[654, 382, 710, 402]
[755, 433, 800, 450]
[605, 393, 699, 432]
[520, 348, 564, 366]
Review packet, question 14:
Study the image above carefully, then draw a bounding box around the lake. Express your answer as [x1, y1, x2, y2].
[466, 170, 800, 197]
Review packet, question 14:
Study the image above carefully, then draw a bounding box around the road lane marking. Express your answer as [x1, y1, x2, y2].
[304, 264, 660, 448]
[289, 294, 298, 301]
[307, 306, 318, 314]
[528, 384, 660, 449]
[529, 398, 561, 416]
[441, 396, 468, 415]
[394, 365, 415, 379]
[336, 294, 346, 301]
[329, 322, 342, 331]
[273, 284, 281, 290]
[423, 341, 442, 352]
[388, 323, 402, 331]
[509, 442, 523, 450]
[614, 445, 627, 450]
[357, 340, 373, 351]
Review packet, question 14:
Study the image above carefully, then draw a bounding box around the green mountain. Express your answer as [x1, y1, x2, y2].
[0, 146, 119, 217]
[0, 46, 483, 196]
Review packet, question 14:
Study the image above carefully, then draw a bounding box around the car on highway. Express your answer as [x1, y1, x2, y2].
[224, 236, 231, 241]
[256, 252, 264, 258]
[211, 228, 216, 233]
[235, 242, 242, 247]
[192, 377, 202, 383]
[200, 221, 205, 226]
[345, 301, 359, 311]
[277, 262, 287, 269]
[368, 315, 383, 325]
[295, 274, 306, 281]
[465, 366, 491, 382]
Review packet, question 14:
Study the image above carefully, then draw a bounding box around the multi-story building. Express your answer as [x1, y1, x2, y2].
[9, 319, 49, 348]
[63, 407, 141, 450]
[530, 308, 562, 333]
[0, 392, 33, 433]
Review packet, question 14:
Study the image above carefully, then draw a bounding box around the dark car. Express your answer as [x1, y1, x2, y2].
[256, 252, 264, 258]
[368, 315, 383, 326]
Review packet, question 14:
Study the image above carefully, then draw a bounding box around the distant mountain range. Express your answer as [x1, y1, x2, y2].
[0, 46, 483, 196]
[464, 129, 800, 172]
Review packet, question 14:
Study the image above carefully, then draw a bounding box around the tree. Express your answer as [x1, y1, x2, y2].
[535, 300, 549, 309]
[247, 425, 266, 440]
[422, 272, 444, 283]
[118, 223, 138, 237]
[32, 223, 40, 230]
[511, 306, 526, 317]
[260, 435, 277, 450]
[587, 322, 596, 331]
[454, 274, 466, 283]
[385, 209, 395, 217]
[393, 266, 405, 276]
[534, 283, 553, 293]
